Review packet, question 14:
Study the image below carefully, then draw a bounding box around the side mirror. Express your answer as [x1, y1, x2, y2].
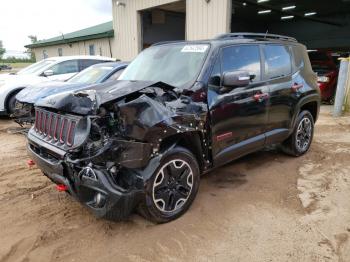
[43, 70, 54, 77]
[223, 71, 251, 88]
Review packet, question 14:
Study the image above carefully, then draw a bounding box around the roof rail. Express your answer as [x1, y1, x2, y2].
[215, 32, 298, 42]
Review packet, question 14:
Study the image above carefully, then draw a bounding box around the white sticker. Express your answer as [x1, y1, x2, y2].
[181, 45, 208, 53]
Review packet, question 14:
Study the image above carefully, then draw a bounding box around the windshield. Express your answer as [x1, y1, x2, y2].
[17, 60, 56, 75]
[68, 65, 115, 84]
[119, 44, 209, 88]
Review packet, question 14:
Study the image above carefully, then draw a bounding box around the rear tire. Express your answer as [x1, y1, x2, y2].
[138, 146, 200, 223]
[281, 110, 314, 157]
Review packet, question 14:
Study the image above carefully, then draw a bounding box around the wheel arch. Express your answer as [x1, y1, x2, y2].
[4, 87, 25, 112]
[159, 131, 206, 173]
[292, 94, 320, 129]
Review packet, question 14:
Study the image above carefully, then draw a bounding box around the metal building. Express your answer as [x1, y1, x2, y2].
[26, 22, 115, 61]
[27, 0, 350, 61]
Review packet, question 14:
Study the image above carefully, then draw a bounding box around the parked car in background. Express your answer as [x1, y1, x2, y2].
[14, 62, 128, 124]
[308, 50, 339, 104]
[0, 56, 115, 115]
[0, 65, 12, 71]
[27, 33, 320, 223]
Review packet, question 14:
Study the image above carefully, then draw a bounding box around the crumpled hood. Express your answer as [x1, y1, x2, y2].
[16, 81, 86, 104]
[35, 80, 174, 115]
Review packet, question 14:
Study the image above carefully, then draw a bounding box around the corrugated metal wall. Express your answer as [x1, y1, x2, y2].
[112, 0, 231, 61]
[33, 0, 232, 61]
[33, 38, 113, 61]
[112, 0, 177, 60]
[186, 0, 231, 40]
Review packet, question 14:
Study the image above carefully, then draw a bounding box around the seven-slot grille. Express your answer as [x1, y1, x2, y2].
[34, 108, 77, 147]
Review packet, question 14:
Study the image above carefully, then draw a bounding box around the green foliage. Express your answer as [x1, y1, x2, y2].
[25, 35, 38, 62]
[0, 40, 6, 60]
[1, 56, 34, 63]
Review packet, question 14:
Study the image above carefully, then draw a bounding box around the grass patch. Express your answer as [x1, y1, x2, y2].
[0, 62, 33, 74]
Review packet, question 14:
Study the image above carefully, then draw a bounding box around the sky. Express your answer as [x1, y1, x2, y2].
[0, 0, 112, 53]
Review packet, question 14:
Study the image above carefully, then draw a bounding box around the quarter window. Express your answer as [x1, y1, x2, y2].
[221, 45, 261, 83]
[264, 45, 292, 79]
[50, 60, 79, 75]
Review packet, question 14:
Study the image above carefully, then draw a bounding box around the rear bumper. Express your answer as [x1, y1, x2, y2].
[27, 137, 144, 220]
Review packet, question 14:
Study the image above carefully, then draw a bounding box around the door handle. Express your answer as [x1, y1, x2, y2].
[253, 93, 269, 102]
[291, 83, 303, 92]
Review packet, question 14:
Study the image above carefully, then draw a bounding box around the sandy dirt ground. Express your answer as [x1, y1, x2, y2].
[0, 106, 349, 262]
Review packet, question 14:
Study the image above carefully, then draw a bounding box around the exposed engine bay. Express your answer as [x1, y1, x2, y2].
[27, 80, 210, 220]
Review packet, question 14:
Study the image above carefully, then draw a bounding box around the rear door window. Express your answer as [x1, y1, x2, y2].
[79, 59, 105, 71]
[221, 45, 261, 82]
[50, 60, 79, 75]
[263, 45, 292, 79]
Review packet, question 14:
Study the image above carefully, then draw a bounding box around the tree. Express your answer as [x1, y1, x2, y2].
[25, 35, 38, 62]
[0, 40, 6, 61]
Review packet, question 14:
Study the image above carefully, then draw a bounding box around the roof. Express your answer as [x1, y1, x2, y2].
[25, 21, 114, 49]
[90, 61, 129, 68]
[153, 36, 301, 48]
[43, 55, 115, 61]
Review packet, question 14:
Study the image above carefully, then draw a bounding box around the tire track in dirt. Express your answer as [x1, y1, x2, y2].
[297, 111, 350, 262]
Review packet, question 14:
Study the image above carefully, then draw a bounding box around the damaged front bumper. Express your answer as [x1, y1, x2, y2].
[12, 101, 35, 125]
[27, 132, 147, 220]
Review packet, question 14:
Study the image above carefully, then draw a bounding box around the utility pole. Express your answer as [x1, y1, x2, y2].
[333, 57, 350, 117]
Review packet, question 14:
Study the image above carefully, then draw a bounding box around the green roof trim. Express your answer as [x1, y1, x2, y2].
[25, 21, 114, 48]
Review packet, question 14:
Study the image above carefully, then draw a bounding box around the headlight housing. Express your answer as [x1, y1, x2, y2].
[317, 76, 330, 83]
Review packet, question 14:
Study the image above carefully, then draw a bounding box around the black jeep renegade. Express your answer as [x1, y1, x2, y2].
[27, 33, 320, 223]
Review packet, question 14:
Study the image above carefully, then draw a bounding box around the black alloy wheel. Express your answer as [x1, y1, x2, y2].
[281, 110, 314, 156]
[138, 146, 200, 223]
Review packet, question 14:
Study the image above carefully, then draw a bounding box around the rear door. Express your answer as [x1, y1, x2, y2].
[47, 60, 79, 81]
[208, 44, 270, 167]
[263, 44, 302, 144]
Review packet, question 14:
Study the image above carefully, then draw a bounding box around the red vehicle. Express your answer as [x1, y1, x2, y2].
[308, 51, 339, 104]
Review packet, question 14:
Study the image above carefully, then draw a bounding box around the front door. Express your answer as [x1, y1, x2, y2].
[208, 44, 269, 167]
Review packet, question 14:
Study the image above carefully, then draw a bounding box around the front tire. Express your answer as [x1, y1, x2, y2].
[7, 94, 18, 115]
[281, 110, 314, 156]
[138, 146, 200, 223]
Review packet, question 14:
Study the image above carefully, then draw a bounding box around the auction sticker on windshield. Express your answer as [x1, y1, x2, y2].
[181, 45, 208, 53]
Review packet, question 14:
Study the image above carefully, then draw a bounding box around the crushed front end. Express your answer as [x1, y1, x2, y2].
[27, 82, 209, 220]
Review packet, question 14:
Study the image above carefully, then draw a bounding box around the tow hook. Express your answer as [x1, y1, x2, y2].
[27, 159, 36, 168]
[56, 184, 68, 192]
